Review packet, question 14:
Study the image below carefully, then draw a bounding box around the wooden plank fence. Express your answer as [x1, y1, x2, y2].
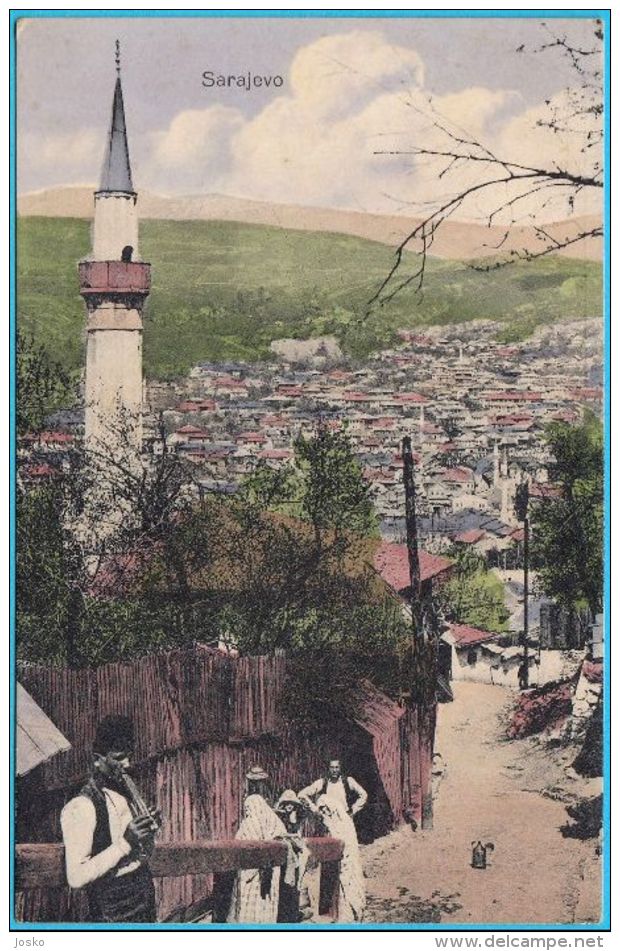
[16, 647, 436, 922]
[16, 838, 344, 924]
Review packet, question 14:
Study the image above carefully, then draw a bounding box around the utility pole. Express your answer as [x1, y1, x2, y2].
[402, 435, 423, 645]
[514, 480, 530, 689]
[402, 435, 435, 830]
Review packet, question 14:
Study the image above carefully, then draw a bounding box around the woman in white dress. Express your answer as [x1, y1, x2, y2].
[317, 794, 366, 923]
[227, 770, 288, 924]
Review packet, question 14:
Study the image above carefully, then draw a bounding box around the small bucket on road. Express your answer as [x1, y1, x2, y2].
[471, 841, 495, 869]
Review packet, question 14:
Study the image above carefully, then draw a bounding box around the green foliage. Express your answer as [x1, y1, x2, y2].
[242, 423, 378, 538]
[530, 413, 603, 615]
[293, 425, 377, 538]
[17, 484, 69, 643]
[439, 546, 510, 633]
[16, 424, 412, 726]
[16, 332, 74, 435]
[18, 216, 602, 378]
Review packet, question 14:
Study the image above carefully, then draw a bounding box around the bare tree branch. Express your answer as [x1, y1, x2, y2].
[368, 22, 603, 307]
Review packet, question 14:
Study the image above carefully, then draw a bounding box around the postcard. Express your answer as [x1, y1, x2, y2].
[10, 9, 609, 934]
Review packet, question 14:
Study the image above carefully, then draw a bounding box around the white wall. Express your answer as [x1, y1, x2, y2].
[92, 193, 139, 261]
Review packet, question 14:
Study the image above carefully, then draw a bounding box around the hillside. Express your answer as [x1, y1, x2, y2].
[17, 216, 602, 379]
[18, 187, 602, 263]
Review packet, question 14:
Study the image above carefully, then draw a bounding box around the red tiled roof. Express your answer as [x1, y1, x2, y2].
[327, 370, 353, 380]
[176, 401, 202, 412]
[391, 451, 421, 467]
[529, 482, 562, 499]
[276, 386, 303, 398]
[363, 468, 395, 484]
[493, 413, 534, 426]
[236, 432, 267, 443]
[394, 392, 428, 403]
[373, 541, 452, 594]
[569, 388, 602, 401]
[39, 431, 74, 444]
[452, 528, 486, 544]
[259, 449, 293, 460]
[448, 623, 498, 647]
[485, 391, 542, 402]
[441, 466, 474, 483]
[22, 463, 58, 479]
[214, 375, 244, 385]
[176, 424, 207, 435]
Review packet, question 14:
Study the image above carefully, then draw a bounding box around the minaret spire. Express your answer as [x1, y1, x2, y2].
[80, 43, 149, 477]
[99, 41, 134, 194]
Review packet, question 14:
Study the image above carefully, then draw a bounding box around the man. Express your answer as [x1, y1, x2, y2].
[60, 714, 159, 923]
[300, 760, 367, 923]
[299, 759, 368, 821]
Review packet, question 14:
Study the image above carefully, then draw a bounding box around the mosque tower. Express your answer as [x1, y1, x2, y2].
[79, 43, 150, 459]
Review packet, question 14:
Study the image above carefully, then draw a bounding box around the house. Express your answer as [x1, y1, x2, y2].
[442, 623, 500, 683]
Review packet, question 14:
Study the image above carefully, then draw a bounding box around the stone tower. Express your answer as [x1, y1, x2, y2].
[79, 48, 150, 461]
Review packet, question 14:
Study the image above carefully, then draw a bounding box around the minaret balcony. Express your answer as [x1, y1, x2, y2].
[78, 260, 151, 299]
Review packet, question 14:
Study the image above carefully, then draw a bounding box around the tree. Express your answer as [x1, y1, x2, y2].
[438, 545, 510, 633]
[16, 332, 73, 435]
[17, 421, 411, 726]
[370, 21, 603, 306]
[16, 413, 200, 667]
[530, 412, 603, 617]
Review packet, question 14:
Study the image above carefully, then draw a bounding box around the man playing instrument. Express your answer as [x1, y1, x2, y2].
[60, 714, 160, 923]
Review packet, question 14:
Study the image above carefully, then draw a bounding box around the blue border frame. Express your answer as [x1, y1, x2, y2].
[8, 7, 612, 932]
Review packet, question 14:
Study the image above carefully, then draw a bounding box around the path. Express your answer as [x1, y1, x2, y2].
[362, 682, 601, 925]
[492, 568, 543, 633]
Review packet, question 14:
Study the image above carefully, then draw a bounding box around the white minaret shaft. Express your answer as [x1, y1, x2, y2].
[80, 52, 150, 461]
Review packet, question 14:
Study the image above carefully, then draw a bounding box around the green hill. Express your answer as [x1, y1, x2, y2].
[17, 216, 602, 379]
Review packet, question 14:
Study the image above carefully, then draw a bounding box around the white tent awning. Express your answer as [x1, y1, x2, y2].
[16, 682, 71, 776]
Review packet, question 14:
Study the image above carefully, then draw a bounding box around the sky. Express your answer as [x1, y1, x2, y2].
[16, 15, 603, 220]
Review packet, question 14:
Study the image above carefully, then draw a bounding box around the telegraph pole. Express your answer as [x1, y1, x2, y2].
[515, 480, 530, 689]
[402, 435, 435, 830]
[402, 435, 423, 645]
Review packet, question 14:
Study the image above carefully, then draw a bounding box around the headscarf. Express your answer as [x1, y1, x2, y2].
[234, 794, 288, 901]
[236, 794, 287, 841]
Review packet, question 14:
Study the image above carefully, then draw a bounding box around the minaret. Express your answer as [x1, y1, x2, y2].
[493, 441, 500, 487]
[79, 42, 149, 461]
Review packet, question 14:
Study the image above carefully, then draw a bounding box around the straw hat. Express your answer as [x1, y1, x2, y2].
[276, 789, 303, 810]
[246, 765, 269, 782]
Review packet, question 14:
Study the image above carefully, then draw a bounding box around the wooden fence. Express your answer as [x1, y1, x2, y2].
[16, 647, 436, 922]
[15, 837, 344, 924]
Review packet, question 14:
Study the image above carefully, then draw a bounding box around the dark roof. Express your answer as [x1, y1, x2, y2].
[417, 509, 513, 538]
[99, 77, 134, 193]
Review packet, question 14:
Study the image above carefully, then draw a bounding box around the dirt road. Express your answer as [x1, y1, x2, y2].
[362, 682, 602, 925]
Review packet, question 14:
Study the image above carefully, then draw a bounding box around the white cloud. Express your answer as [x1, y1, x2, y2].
[21, 29, 602, 223]
[20, 128, 102, 177]
[148, 105, 243, 175]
